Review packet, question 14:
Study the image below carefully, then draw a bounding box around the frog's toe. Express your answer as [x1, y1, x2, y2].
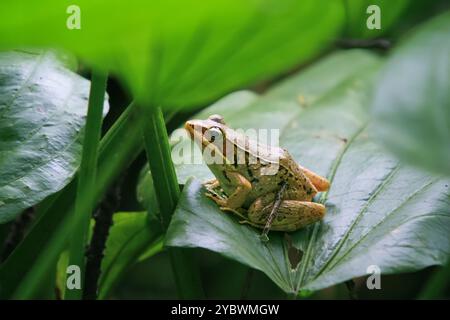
[205, 192, 227, 206]
[219, 206, 236, 213]
[220, 207, 247, 219]
[205, 190, 223, 199]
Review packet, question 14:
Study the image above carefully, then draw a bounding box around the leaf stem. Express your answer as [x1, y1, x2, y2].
[240, 268, 254, 299]
[0, 207, 35, 263]
[142, 107, 179, 229]
[418, 260, 450, 299]
[83, 179, 121, 300]
[65, 71, 108, 300]
[8, 102, 145, 299]
[142, 106, 205, 299]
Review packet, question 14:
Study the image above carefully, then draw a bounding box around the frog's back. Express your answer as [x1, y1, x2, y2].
[236, 149, 317, 207]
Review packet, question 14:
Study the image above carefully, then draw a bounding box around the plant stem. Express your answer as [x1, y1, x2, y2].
[418, 261, 450, 299]
[8, 102, 145, 299]
[240, 268, 254, 299]
[0, 207, 35, 262]
[2, 102, 143, 299]
[142, 107, 179, 229]
[418, 195, 450, 300]
[65, 71, 107, 300]
[142, 106, 204, 299]
[83, 180, 121, 300]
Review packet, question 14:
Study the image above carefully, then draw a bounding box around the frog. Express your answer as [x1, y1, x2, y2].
[184, 114, 330, 232]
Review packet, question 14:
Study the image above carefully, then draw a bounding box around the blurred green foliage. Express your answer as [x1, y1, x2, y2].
[0, 0, 344, 108]
[372, 11, 450, 176]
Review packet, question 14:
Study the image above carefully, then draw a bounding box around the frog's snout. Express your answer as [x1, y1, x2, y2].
[184, 120, 195, 138]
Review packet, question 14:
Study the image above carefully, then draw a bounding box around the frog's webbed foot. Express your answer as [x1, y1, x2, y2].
[219, 207, 260, 228]
[205, 194, 248, 221]
[204, 179, 227, 206]
[204, 178, 220, 189]
[205, 189, 227, 207]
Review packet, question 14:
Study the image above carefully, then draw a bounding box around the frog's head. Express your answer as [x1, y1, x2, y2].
[185, 114, 233, 159]
[186, 114, 256, 169]
[185, 114, 283, 169]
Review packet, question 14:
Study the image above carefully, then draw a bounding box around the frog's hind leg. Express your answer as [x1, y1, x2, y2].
[248, 200, 326, 232]
[298, 165, 330, 192]
[220, 171, 252, 210]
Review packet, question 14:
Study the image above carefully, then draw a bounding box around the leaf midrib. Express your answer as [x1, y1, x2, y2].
[313, 178, 438, 284]
[178, 197, 289, 290]
[312, 163, 401, 279]
[296, 123, 367, 290]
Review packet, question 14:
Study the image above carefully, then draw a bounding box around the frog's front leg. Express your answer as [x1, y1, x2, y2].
[204, 179, 227, 207]
[222, 172, 252, 210]
[204, 178, 220, 189]
[205, 172, 252, 210]
[248, 196, 325, 232]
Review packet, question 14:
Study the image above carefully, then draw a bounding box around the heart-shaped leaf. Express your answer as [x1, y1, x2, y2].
[165, 50, 450, 294]
[372, 11, 450, 175]
[0, 50, 109, 223]
[0, 0, 344, 108]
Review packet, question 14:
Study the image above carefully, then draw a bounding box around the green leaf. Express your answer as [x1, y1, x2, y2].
[98, 212, 163, 299]
[372, 11, 450, 175]
[136, 166, 160, 216]
[165, 50, 450, 294]
[66, 70, 107, 300]
[0, 50, 108, 224]
[54, 212, 163, 299]
[0, 103, 142, 299]
[0, 0, 344, 108]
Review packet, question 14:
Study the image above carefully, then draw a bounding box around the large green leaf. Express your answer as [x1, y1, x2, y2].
[0, 50, 108, 223]
[372, 12, 450, 175]
[97, 211, 163, 299]
[0, 0, 344, 108]
[165, 50, 450, 294]
[54, 212, 163, 299]
[0, 104, 142, 299]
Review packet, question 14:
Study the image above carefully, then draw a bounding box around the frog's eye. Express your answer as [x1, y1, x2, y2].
[205, 127, 223, 143]
[208, 114, 225, 124]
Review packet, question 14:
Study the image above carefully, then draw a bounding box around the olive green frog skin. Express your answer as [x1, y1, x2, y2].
[184, 114, 330, 232]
